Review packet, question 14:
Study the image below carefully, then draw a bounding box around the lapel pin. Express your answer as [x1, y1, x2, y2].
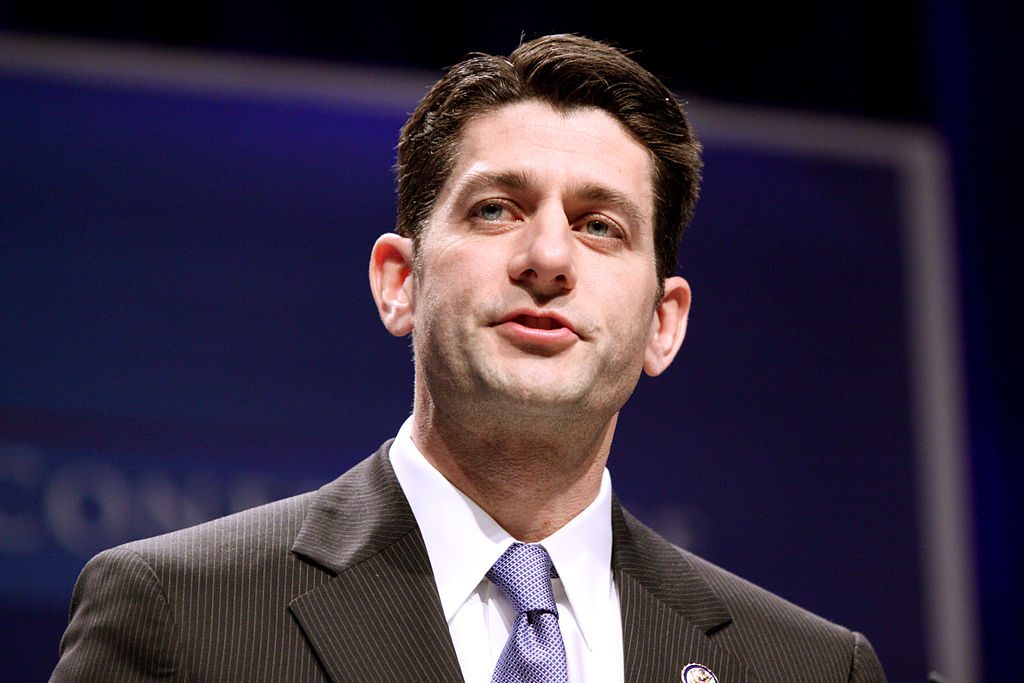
[682, 662, 718, 683]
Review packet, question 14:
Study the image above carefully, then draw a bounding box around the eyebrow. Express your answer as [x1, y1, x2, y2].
[450, 170, 534, 206]
[567, 181, 648, 232]
[450, 169, 649, 230]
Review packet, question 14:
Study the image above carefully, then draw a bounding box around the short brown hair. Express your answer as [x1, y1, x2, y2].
[395, 34, 702, 282]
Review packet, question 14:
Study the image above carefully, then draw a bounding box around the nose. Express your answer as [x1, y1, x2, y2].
[506, 207, 578, 298]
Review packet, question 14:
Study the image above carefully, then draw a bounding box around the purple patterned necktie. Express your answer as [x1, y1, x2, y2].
[487, 543, 569, 683]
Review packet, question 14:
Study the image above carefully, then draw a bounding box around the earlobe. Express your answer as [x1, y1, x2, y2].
[643, 276, 691, 377]
[369, 233, 416, 337]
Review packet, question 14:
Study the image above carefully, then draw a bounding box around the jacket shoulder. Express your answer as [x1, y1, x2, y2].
[693, 548, 887, 682]
[52, 458, 386, 682]
[618, 507, 887, 682]
[121, 489, 318, 568]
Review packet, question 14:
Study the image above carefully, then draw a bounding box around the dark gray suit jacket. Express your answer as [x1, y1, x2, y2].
[51, 441, 886, 682]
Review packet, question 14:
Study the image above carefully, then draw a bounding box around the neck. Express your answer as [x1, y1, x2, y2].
[410, 397, 617, 543]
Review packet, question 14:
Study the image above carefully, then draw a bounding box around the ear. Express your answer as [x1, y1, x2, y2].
[369, 233, 416, 336]
[643, 276, 691, 377]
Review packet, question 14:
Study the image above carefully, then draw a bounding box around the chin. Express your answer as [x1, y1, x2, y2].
[488, 375, 606, 412]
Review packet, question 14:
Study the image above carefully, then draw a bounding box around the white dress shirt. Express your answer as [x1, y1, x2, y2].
[389, 417, 624, 683]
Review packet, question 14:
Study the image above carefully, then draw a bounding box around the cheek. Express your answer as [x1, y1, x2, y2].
[422, 244, 504, 304]
[413, 271, 477, 334]
[607, 284, 660, 356]
[600, 262, 658, 317]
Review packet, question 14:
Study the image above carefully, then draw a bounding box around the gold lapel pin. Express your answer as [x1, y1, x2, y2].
[681, 662, 718, 683]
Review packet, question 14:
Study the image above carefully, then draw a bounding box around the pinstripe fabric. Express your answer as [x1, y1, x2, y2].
[52, 489, 330, 682]
[612, 503, 887, 683]
[52, 442, 461, 682]
[52, 442, 886, 682]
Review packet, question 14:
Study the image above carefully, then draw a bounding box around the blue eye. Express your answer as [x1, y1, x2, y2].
[585, 219, 610, 237]
[479, 203, 505, 221]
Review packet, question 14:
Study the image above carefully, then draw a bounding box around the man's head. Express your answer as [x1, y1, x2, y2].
[395, 34, 702, 283]
[370, 34, 695, 444]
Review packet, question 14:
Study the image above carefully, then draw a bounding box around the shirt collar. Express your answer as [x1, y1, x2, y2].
[388, 416, 614, 650]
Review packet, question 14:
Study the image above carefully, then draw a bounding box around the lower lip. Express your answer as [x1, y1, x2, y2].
[493, 321, 578, 351]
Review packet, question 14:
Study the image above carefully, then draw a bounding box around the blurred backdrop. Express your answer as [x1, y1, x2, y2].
[1, 2, 1019, 681]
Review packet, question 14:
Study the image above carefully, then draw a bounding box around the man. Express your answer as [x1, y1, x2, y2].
[52, 35, 887, 682]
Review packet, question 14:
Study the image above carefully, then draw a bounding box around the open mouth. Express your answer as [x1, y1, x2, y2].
[493, 310, 579, 349]
[512, 314, 565, 331]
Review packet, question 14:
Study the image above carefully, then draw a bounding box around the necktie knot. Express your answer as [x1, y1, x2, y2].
[487, 543, 568, 683]
[486, 543, 559, 616]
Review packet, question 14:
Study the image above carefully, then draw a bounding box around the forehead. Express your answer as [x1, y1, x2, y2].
[437, 101, 655, 222]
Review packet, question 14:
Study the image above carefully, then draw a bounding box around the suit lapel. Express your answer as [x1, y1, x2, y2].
[288, 443, 464, 682]
[613, 500, 756, 683]
[285, 444, 754, 682]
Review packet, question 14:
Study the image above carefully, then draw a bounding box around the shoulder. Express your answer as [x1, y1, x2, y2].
[619, 503, 849, 636]
[616, 505, 887, 681]
[52, 443, 410, 681]
[52, 451, 395, 682]
[118, 489, 318, 570]
[689, 551, 888, 683]
[681, 545, 852, 637]
[111, 442, 398, 573]
[53, 492, 329, 681]
[67, 487, 324, 630]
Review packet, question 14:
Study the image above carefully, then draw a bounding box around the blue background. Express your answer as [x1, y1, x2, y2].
[5, 1, 1021, 676]
[2, 71, 927, 679]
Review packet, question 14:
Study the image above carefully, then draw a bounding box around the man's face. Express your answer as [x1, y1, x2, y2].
[390, 100, 686, 420]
